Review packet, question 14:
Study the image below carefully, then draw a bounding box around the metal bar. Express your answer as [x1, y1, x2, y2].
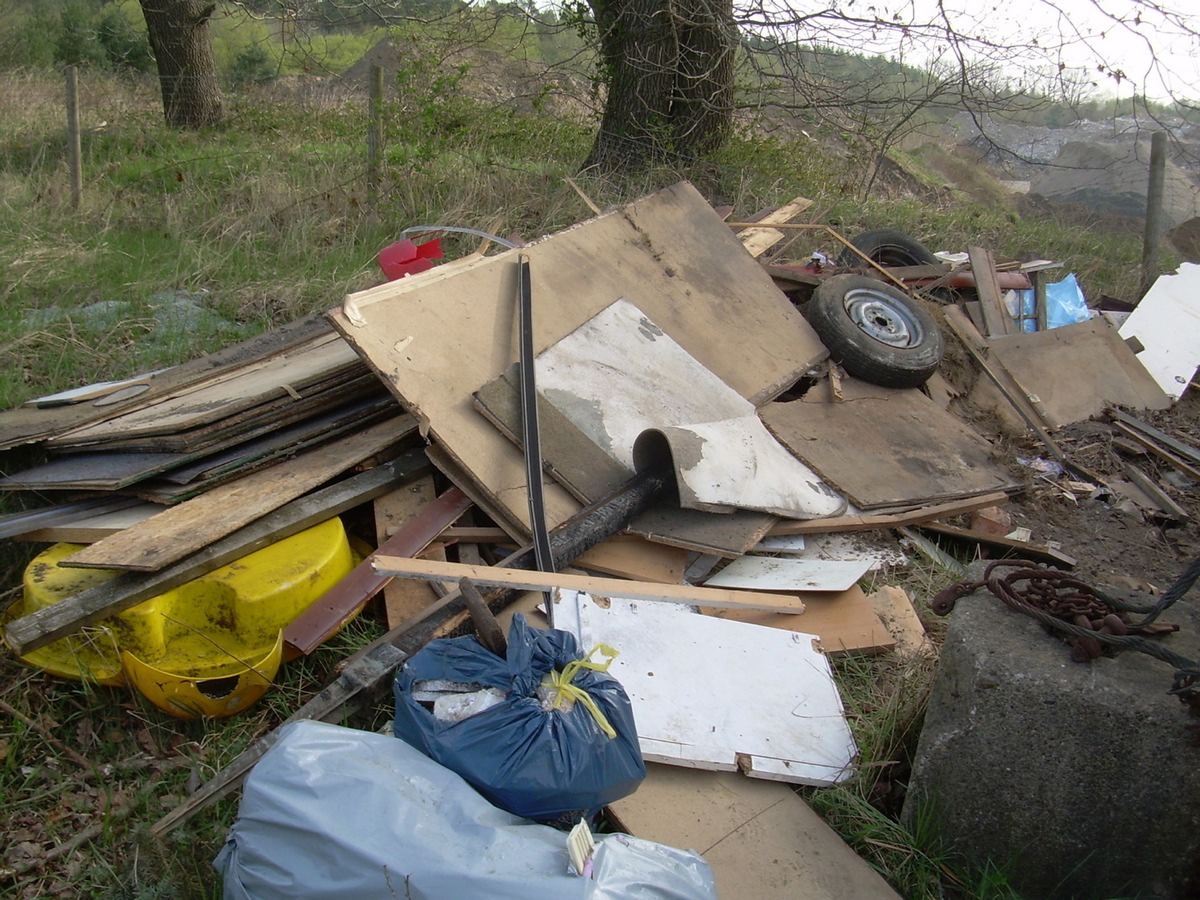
[516, 253, 555, 624]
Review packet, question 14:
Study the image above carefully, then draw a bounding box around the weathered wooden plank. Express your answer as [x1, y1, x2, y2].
[3, 452, 431, 656]
[0, 313, 333, 452]
[767, 491, 1010, 536]
[372, 555, 806, 613]
[282, 487, 473, 659]
[59, 415, 417, 572]
[967, 246, 1015, 337]
[375, 477, 443, 628]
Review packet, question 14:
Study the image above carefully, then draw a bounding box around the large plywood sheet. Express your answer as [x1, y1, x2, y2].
[988, 316, 1171, 425]
[761, 378, 1017, 509]
[330, 182, 827, 534]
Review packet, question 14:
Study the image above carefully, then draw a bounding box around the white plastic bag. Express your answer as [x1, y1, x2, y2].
[215, 720, 716, 900]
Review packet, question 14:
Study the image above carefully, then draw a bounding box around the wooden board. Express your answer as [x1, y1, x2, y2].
[704, 555, 871, 592]
[372, 555, 808, 613]
[704, 584, 896, 655]
[984, 317, 1171, 428]
[0, 313, 334, 452]
[374, 477, 443, 628]
[608, 763, 902, 900]
[59, 415, 418, 572]
[11, 502, 161, 543]
[760, 378, 1017, 509]
[866, 585, 932, 658]
[735, 196, 814, 258]
[574, 536, 688, 583]
[49, 331, 363, 448]
[555, 590, 856, 784]
[329, 181, 827, 536]
[968, 246, 1015, 337]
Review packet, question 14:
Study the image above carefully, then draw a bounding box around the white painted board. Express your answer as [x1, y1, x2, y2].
[1119, 262, 1200, 399]
[553, 589, 857, 786]
[537, 299, 844, 519]
[703, 555, 872, 592]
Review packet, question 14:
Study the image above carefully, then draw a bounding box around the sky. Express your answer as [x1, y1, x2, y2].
[808, 0, 1200, 103]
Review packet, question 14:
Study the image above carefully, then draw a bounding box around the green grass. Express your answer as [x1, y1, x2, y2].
[0, 57, 1170, 898]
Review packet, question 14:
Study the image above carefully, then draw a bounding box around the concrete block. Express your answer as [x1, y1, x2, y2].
[905, 568, 1200, 899]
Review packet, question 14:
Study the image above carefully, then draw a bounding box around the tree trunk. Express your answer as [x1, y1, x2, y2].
[583, 0, 734, 173]
[671, 0, 735, 159]
[584, 0, 679, 172]
[139, 1, 224, 129]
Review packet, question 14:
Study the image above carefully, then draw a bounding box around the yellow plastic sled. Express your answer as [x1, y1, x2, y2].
[7, 517, 356, 718]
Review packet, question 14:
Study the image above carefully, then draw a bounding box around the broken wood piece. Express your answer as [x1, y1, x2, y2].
[912, 522, 1076, 568]
[733, 196, 815, 259]
[607, 764, 902, 899]
[58, 414, 417, 572]
[282, 487, 473, 660]
[3, 451, 431, 656]
[458, 577, 507, 656]
[1119, 463, 1189, 523]
[702, 584, 895, 655]
[374, 477, 442, 628]
[372, 556, 806, 614]
[1110, 409, 1200, 467]
[1110, 422, 1200, 481]
[967, 246, 1016, 336]
[767, 491, 1010, 536]
[866, 586, 933, 658]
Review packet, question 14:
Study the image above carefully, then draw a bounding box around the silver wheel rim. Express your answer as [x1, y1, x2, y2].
[843, 287, 925, 348]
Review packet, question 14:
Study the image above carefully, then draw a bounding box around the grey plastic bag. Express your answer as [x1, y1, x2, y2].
[214, 720, 716, 900]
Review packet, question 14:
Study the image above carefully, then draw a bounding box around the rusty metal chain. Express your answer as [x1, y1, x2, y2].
[932, 558, 1200, 707]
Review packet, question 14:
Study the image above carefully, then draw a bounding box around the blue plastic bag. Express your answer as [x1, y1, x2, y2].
[393, 614, 645, 824]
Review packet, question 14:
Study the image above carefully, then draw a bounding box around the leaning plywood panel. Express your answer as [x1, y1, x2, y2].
[761, 377, 1017, 510]
[329, 181, 828, 534]
[554, 589, 856, 786]
[985, 316, 1171, 426]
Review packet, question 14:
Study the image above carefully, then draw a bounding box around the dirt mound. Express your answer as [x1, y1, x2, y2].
[1030, 140, 1200, 229]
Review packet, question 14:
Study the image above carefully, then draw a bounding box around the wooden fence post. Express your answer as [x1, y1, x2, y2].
[367, 64, 384, 211]
[1140, 130, 1167, 299]
[65, 64, 82, 209]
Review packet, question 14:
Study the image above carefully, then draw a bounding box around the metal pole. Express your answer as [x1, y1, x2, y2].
[65, 65, 82, 209]
[1140, 130, 1167, 299]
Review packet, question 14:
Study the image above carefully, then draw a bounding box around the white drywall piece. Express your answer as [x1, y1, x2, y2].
[1119, 262, 1200, 399]
[553, 589, 857, 786]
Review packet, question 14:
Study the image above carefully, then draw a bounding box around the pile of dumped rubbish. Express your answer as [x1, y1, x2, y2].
[3, 181, 1197, 897]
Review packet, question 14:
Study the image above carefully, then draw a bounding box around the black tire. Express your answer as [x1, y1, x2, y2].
[837, 228, 940, 268]
[806, 274, 944, 389]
